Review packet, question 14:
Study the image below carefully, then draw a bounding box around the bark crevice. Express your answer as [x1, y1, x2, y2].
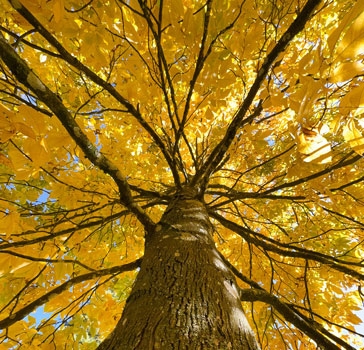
[98, 196, 260, 349]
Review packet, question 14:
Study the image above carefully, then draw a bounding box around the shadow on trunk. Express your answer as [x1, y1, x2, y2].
[98, 190, 260, 349]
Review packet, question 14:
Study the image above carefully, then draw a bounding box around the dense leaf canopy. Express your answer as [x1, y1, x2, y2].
[0, 0, 364, 348]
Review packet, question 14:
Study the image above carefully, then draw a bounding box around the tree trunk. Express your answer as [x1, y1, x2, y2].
[98, 193, 260, 349]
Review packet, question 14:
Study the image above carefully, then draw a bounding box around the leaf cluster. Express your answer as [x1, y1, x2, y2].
[0, 0, 364, 349]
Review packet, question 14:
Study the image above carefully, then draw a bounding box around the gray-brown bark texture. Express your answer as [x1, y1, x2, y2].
[98, 192, 260, 349]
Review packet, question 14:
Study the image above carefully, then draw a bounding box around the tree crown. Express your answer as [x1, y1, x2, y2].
[0, 0, 364, 348]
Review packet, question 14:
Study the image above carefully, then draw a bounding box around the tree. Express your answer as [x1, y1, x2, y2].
[0, 0, 363, 348]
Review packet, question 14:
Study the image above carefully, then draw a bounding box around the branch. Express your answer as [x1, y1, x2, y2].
[0, 209, 129, 250]
[322, 206, 364, 228]
[6, 0, 181, 186]
[0, 259, 142, 330]
[0, 86, 53, 116]
[220, 257, 351, 350]
[0, 34, 155, 232]
[176, 0, 213, 144]
[208, 150, 364, 206]
[0, 250, 96, 272]
[176, 1, 244, 170]
[207, 187, 306, 204]
[192, 0, 322, 191]
[137, 0, 186, 183]
[260, 152, 362, 196]
[210, 211, 364, 281]
[238, 288, 354, 350]
[0, 199, 161, 250]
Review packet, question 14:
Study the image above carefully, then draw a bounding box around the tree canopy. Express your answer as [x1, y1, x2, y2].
[0, 0, 364, 348]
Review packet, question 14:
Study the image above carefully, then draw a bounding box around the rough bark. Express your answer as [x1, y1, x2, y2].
[98, 191, 260, 349]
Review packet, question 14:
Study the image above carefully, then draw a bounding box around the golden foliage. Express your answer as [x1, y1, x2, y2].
[0, 0, 363, 349]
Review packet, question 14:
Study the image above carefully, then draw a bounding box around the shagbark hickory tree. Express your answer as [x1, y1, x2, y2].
[0, 0, 363, 349]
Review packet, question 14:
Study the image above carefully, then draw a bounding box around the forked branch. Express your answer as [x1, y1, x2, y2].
[6, 0, 181, 186]
[192, 0, 322, 191]
[0, 259, 141, 330]
[0, 35, 155, 231]
[211, 211, 364, 281]
[223, 259, 354, 350]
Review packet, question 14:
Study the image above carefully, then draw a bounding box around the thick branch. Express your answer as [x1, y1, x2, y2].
[0, 208, 131, 250]
[238, 288, 354, 350]
[221, 257, 350, 350]
[210, 211, 364, 281]
[0, 259, 141, 330]
[192, 0, 322, 191]
[207, 151, 363, 211]
[207, 187, 306, 202]
[0, 34, 155, 231]
[0, 200, 161, 250]
[6, 0, 181, 186]
[260, 152, 362, 196]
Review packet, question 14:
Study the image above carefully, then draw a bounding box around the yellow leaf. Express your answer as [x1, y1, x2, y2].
[53, 0, 65, 23]
[13, 122, 36, 139]
[297, 127, 332, 164]
[347, 311, 362, 325]
[0, 104, 16, 142]
[330, 61, 364, 83]
[0, 210, 21, 237]
[335, 10, 364, 61]
[17, 105, 47, 135]
[181, 8, 194, 35]
[330, 116, 342, 134]
[0, 125, 15, 142]
[27, 315, 36, 326]
[340, 84, 364, 117]
[0, 153, 14, 169]
[55, 261, 73, 279]
[328, 1, 364, 54]
[343, 119, 364, 155]
[21, 138, 50, 167]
